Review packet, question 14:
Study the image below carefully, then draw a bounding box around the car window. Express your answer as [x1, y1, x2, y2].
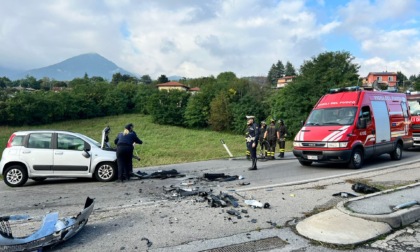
[57, 133, 85, 151]
[10, 135, 25, 146]
[28, 133, 52, 149]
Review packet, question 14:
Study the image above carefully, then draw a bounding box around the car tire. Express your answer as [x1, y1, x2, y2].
[4, 165, 28, 187]
[390, 142, 403, 160]
[95, 162, 117, 182]
[348, 148, 363, 169]
[299, 160, 312, 166]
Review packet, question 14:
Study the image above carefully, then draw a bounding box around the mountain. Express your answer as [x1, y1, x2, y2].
[9, 53, 135, 81]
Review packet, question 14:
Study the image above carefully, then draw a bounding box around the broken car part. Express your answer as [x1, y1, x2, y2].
[244, 200, 270, 209]
[0, 197, 94, 252]
[351, 182, 380, 194]
[393, 200, 419, 211]
[132, 169, 185, 179]
[332, 192, 357, 198]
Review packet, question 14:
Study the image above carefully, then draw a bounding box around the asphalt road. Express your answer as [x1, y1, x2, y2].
[1, 149, 420, 251]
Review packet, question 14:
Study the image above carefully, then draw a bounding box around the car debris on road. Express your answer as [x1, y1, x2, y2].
[0, 197, 94, 252]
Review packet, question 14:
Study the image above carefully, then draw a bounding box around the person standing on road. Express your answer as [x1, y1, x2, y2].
[277, 119, 288, 158]
[114, 123, 143, 182]
[264, 119, 278, 159]
[246, 115, 259, 170]
[259, 121, 267, 158]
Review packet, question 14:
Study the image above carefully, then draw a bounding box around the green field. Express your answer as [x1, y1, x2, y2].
[0, 114, 293, 167]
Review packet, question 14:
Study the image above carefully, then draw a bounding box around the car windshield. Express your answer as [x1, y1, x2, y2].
[305, 107, 357, 126]
[408, 100, 420, 116]
[75, 133, 101, 147]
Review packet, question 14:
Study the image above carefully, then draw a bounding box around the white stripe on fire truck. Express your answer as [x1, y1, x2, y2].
[297, 127, 306, 141]
[322, 126, 350, 142]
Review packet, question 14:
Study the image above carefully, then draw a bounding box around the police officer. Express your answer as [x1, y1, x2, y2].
[259, 121, 267, 158]
[114, 123, 143, 182]
[245, 115, 259, 170]
[277, 119, 288, 158]
[264, 119, 278, 159]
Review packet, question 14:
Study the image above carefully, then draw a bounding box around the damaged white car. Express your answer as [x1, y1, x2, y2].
[0, 128, 117, 187]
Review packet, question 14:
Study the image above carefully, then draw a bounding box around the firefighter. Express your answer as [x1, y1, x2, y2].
[245, 115, 259, 170]
[259, 121, 267, 158]
[264, 119, 278, 159]
[277, 119, 288, 158]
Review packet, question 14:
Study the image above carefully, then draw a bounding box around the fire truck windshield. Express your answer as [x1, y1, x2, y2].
[408, 100, 420, 116]
[305, 107, 357, 126]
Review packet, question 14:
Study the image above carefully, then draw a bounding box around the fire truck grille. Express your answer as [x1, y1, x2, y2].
[301, 142, 326, 147]
[413, 125, 420, 130]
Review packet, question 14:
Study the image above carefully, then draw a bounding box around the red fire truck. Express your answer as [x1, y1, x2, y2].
[293, 86, 412, 169]
[406, 91, 420, 146]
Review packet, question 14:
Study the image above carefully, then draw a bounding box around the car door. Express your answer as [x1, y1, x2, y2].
[53, 133, 91, 175]
[20, 133, 54, 175]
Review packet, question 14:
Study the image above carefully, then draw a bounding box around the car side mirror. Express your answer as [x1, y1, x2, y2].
[357, 117, 367, 129]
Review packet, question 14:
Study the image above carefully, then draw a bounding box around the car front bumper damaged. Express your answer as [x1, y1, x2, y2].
[0, 197, 94, 252]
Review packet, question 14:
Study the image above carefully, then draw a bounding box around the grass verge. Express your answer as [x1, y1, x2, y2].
[0, 114, 293, 167]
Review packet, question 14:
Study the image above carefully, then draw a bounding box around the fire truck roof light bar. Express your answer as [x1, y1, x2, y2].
[329, 86, 361, 94]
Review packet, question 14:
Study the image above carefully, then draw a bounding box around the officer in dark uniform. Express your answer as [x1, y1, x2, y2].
[278, 119, 288, 158]
[259, 121, 267, 158]
[264, 119, 278, 159]
[246, 115, 259, 170]
[114, 123, 143, 182]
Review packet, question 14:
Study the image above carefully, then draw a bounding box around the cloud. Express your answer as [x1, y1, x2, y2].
[0, 0, 419, 78]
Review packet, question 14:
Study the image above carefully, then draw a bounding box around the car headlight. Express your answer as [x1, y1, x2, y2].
[293, 142, 303, 147]
[327, 142, 348, 148]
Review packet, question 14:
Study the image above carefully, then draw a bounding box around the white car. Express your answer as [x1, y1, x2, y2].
[0, 129, 117, 187]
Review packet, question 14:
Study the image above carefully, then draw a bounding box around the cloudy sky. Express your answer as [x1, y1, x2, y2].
[1, 0, 419, 79]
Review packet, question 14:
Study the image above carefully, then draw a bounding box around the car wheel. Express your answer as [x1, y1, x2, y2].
[390, 142, 403, 160]
[4, 165, 28, 187]
[348, 148, 363, 169]
[31, 177, 47, 182]
[95, 162, 117, 182]
[299, 160, 312, 166]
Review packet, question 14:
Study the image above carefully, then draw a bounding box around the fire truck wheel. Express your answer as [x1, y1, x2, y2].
[348, 148, 363, 169]
[299, 160, 312, 166]
[390, 143, 403, 160]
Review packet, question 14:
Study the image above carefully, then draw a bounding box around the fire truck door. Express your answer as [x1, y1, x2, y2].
[371, 100, 392, 153]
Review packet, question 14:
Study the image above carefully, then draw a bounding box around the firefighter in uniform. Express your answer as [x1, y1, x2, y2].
[245, 115, 259, 170]
[264, 119, 278, 159]
[277, 119, 288, 158]
[259, 121, 267, 158]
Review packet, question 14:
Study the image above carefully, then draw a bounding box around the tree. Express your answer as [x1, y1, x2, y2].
[284, 61, 297, 76]
[270, 51, 360, 136]
[208, 91, 232, 131]
[140, 75, 152, 85]
[111, 73, 137, 85]
[157, 75, 169, 84]
[184, 92, 211, 128]
[216, 72, 237, 84]
[267, 60, 285, 87]
[0, 77, 11, 89]
[147, 90, 190, 126]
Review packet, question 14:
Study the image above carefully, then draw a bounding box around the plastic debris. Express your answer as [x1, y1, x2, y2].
[332, 192, 357, 198]
[244, 200, 270, 209]
[393, 200, 419, 211]
[0, 197, 94, 252]
[351, 182, 380, 194]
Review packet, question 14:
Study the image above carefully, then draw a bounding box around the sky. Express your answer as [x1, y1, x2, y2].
[1, 0, 419, 79]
